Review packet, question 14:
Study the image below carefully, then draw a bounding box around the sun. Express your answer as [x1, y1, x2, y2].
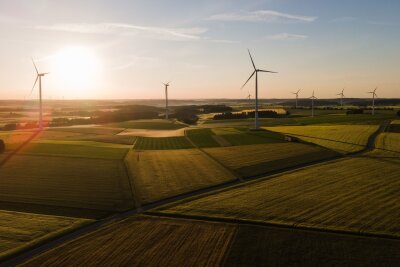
[52, 46, 100, 94]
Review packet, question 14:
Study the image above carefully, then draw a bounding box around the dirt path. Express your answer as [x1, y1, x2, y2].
[1, 120, 392, 266]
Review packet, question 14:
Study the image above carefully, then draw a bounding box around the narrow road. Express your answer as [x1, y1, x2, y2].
[0, 120, 392, 266]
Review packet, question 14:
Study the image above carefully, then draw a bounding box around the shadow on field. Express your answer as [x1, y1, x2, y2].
[223, 225, 400, 266]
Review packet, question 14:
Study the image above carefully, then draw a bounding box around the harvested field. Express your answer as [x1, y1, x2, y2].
[21, 216, 235, 267]
[51, 126, 124, 135]
[0, 155, 134, 211]
[375, 132, 400, 153]
[265, 124, 378, 153]
[118, 128, 185, 137]
[0, 131, 36, 151]
[0, 210, 91, 261]
[125, 149, 236, 203]
[204, 143, 338, 177]
[157, 154, 400, 237]
[133, 136, 193, 150]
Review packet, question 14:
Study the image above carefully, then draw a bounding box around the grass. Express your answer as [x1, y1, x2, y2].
[157, 153, 400, 237]
[0, 131, 36, 151]
[21, 215, 235, 267]
[19, 141, 129, 160]
[0, 210, 91, 261]
[185, 128, 221, 148]
[108, 119, 187, 130]
[0, 155, 134, 211]
[125, 149, 235, 203]
[265, 124, 378, 154]
[204, 143, 338, 177]
[133, 136, 193, 150]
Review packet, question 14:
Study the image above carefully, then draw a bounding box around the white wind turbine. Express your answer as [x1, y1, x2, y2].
[241, 49, 277, 129]
[309, 90, 317, 117]
[247, 92, 251, 100]
[367, 87, 378, 115]
[337, 88, 345, 106]
[292, 89, 301, 108]
[163, 81, 170, 119]
[30, 58, 49, 130]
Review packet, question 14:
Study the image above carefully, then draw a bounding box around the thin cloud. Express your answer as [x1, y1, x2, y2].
[35, 23, 208, 40]
[207, 10, 317, 23]
[332, 17, 357, 23]
[268, 33, 308, 40]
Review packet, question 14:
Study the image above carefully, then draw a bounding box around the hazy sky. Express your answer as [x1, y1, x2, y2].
[0, 0, 399, 99]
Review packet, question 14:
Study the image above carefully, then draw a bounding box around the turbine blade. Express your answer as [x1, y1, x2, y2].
[247, 49, 256, 70]
[258, 69, 278, 73]
[29, 76, 39, 96]
[241, 70, 255, 89]
[297, 89, 301, 94]
[31, 58, 39, 74]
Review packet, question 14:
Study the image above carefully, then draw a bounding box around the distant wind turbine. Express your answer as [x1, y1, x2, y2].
[241, 49, 277, 129]
[309, 90, 317, 117]
[247, 92, 251, 100]
[163, 81, 170, 119]
[291, 89, 301, 108]
[367, 87, 378, 115]
[337, 88, 345, 106]
[30, 58, 49, 130]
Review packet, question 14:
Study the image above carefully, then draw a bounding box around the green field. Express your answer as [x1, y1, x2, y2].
[125, 149, 235, 203]
[19, 141, 129, 160]
[133, 136, 193, 150]
[220, 131, 284, 146]
[204, 143, 338, 177]
[0, 131, 36, 151]
[108, 119, 186, 130]
[265, 124, 378, 154]
[0, 210, 91, 261]
[52, 126, 125, 135]
[157, 153, 400, 237]
[21, 216, 235, 267]
[185, 128, 221, 148]
[0, 155, 134, 211]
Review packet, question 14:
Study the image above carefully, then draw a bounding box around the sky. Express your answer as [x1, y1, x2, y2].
[0, 0, 399, 100]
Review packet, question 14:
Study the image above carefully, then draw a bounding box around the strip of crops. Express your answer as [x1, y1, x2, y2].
[133, 136, 193, 150]
[185, 128, 221, 147]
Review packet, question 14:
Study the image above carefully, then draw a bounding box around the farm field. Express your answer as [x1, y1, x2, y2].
[265, 124, 378, 154]
[0, 130, 37, 151]
[19, 140, 129, 160]
[0, 210, 91, 261]
[125, 149, 236, 203]
[133, 136, 193, 150]
[108, 119, 186, 130]
[0, 155, 134, 211]
[156, 153, 400, 237]
[185, 128, 221, 147]
[21, 215, 400, 266]
[21, 215, 235, 267]
[52, 126, 125, 135]
[204, 143, 338, 177]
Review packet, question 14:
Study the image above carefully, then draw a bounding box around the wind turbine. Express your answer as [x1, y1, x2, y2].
[30, 58, 49, 130]
[247, 92, 251, 100]
[163, 81, 170, 119]
[367, 87, 378, 115]
[291, 89, 301, 108]
[309, 90, 317, 117]
[337, 88, 345, 107]
[241, 49, 277, 129]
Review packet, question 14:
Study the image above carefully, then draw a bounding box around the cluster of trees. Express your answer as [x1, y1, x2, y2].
[169, 105, 232, 124]
[213, 110, 279, 120]
[0, 122, 40, 131]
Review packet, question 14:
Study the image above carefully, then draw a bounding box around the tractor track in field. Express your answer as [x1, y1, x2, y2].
[1, 120, 393, 266]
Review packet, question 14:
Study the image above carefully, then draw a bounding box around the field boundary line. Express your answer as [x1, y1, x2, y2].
[123, 154, 143, 212]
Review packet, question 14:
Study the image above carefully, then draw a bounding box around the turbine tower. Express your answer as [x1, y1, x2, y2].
[309, 90, 317, 117]
[337, 88, 345, 106]
[367, 87, 378, 115]
[291, 89, 301, 108]
[30, 58, 49, 130]
[163, 81, 170, 119]
[241, 49, 277, 129]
